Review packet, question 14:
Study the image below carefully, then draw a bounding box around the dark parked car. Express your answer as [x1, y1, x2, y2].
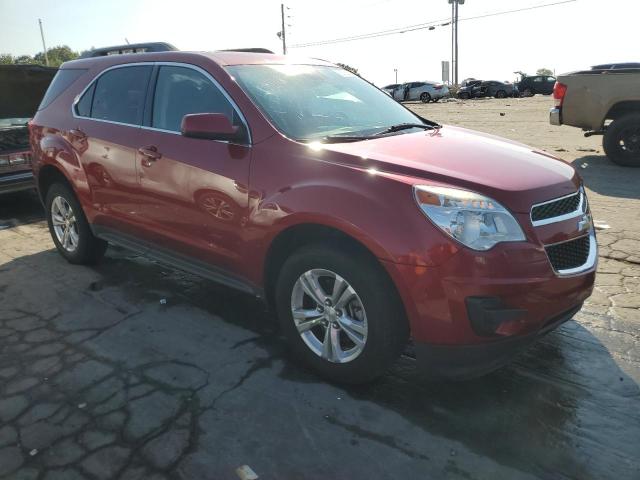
[31, 47, 596, 383]
[0, 64, 57, 194]
[457, 80, 482, 99]
[458, 80, 515, 99]
[518, 75, 556, 96]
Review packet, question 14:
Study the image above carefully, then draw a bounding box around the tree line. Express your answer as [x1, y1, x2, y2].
[0, 45, 80, 68]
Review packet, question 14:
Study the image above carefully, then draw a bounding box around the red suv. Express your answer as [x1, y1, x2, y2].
[30, 49, 596, 383]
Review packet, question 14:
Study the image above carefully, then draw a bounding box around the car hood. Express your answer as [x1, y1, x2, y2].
[0, 64, 57, 119]
[320, 126, 580, 213]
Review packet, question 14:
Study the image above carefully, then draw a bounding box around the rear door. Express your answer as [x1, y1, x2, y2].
[73, 64, 153, 237]
[132, 63, 251, 274]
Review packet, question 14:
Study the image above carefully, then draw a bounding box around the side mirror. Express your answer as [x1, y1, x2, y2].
[181, 113, 244, 142]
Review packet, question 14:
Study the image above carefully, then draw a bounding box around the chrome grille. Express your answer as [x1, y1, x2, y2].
[530, 189, 585, 226]
[545, 235, 591, 272]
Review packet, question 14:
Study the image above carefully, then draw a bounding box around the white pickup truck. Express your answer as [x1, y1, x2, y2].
[550, 64, 640, 167]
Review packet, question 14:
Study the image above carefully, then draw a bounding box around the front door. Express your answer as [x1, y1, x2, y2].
[133, 64, 251, 275]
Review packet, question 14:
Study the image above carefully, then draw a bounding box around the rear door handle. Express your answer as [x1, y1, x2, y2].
[69, 128, 86, 140]
[138, 145, 162, 166]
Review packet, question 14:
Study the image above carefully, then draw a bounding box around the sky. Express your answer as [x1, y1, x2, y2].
[1, 0, 638, 86]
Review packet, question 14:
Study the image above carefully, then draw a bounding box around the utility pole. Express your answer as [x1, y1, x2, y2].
[448, 0, 464, 85]
[38, 18, 49, 66]
[451, 1, 455, 85]
[394, 68, 398, 83]
[454, 0, 459, 85]
[280, 3, 287, 55]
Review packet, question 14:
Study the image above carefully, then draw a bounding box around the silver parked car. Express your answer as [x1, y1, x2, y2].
[392, 81, 450, 103]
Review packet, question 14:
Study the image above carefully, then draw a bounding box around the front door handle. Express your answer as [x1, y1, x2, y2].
[138, 145, 162, 167]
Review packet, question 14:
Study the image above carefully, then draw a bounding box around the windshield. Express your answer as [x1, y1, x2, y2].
[227, 64, 423, 141]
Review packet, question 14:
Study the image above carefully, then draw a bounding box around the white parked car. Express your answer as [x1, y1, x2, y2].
[392, 81, 450, 103]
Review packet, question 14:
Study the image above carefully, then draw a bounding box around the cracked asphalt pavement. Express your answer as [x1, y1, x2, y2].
[1, 97, 639, 480]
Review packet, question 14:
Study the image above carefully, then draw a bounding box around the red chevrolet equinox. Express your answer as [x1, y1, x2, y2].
[30, 49, 596, 383]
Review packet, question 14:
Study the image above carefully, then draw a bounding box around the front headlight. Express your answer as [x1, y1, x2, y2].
[414, 185, 525, 251]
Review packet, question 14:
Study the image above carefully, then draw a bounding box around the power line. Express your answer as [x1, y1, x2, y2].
[290, 0, 577, 48]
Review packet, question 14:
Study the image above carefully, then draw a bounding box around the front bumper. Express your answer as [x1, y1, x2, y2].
[550, 107, 562, 125]
[413, 303, 582, 379]
[0, 170, 35, 194]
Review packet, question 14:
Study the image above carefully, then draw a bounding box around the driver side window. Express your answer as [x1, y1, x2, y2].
[152, 66, 237, 132]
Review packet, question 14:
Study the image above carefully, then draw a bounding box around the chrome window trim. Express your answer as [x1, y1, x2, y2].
[530, 188, 585, 227]
[71, 61, 252, 146]
[545, 229, 598, 277]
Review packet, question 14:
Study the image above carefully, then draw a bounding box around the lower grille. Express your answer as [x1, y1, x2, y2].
[545, 235, 591, 272]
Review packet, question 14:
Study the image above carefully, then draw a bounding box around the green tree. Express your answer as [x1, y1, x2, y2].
[34, 45, 79, 67]
[336, 63, 360, 76]
[14, 55, 35, 64]
[536, 68, 554, 76]
[0, 54, 14, 64]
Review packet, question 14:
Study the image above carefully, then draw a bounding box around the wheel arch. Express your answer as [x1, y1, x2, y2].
[37, 164, 75, 204]
[605, 101, 640, 122]
[262, 222, 408, 324]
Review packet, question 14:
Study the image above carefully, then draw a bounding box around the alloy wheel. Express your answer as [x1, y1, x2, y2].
[51, 196, 79, 252]
[290, 269, 368, 363]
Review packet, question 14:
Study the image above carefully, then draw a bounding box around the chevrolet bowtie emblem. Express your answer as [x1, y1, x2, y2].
[577, 213, 592, 233]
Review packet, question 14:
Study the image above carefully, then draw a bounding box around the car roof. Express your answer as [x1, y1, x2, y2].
[61, 50, 335, 70]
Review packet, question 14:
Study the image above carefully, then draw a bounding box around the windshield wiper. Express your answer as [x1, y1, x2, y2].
[373, 123, 439, 136]
[319, 135, 375, 143]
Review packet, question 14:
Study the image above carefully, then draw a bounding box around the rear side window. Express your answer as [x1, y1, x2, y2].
[39, 69, 86, 110]
[75, 83, 95, 117]
[89, 66, 152, 125]
[151, 65, 236, 132]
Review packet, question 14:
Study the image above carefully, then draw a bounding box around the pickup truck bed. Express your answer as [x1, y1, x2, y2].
[550, 67, 640, 167]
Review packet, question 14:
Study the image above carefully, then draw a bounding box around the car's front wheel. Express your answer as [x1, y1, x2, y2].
[495, 90, 507, 98]
[45, 183, 108, 264]
[420, 92, 431, 103]
[275, 244, 408, 383]
[603, 114, 640, 167]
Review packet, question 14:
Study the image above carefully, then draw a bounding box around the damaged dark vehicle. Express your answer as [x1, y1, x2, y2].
[0, 64, 57, 194]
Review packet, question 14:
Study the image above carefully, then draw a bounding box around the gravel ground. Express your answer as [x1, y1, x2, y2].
[0, 96, 638, 480]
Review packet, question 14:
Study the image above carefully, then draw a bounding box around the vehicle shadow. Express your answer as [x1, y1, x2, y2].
[572, 154, 640, 199]
[0, 189, 44, 228]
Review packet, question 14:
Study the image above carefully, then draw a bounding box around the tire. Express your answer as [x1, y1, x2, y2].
[275, 244, 408, 384]
[495, 90, 507, 99]
[522, 88, 533, 97]
[603, 114, 640, 167]
[420, 92, 431, 103]
[458, 92, 470, 99]
[45, 183, 108, 264]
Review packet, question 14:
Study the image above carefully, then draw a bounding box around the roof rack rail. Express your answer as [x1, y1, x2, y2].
[80, 42, 178, 58]
[218, 48, 275, 54]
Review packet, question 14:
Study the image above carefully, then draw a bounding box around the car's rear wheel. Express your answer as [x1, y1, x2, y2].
[603, 114, 640, 167]
[420, 92, 431, 103]
[495, 90, 507, 99]
[275, 244, 408, 383]
[45, 183, 108, 264]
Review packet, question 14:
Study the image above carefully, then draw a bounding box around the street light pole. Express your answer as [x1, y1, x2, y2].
[394, 68, 398, 83]
[38, 18, 49, 66]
